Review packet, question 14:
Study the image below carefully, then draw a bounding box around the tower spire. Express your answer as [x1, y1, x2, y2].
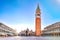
[36, 4, 40, 13]
[37, 4, 40, 10]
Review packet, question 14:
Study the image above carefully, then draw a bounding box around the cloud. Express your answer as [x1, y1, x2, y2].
[52, 0, 60, 5]
[10, 23, 35, 33]
[56, 0, 60, 4]
[0, 20, 35, 33]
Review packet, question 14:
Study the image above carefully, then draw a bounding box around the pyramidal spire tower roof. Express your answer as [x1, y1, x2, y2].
[36, 3, 40, 10]
[36, 3, 40, 13]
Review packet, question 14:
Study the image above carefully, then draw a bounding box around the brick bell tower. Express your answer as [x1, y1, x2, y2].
[35, 4, 41, 36]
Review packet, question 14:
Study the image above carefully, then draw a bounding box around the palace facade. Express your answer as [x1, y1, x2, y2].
[42, 22, 60, 36]
[0, 23, 17, 36]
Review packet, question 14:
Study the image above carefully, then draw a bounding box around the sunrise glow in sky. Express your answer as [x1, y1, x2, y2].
[0, 0, 60, 33]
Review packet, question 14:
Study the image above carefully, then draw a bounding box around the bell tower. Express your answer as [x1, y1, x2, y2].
[35, 4, 41, 36]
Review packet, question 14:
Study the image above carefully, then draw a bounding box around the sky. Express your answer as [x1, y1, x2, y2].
[0, 0, 60, 33]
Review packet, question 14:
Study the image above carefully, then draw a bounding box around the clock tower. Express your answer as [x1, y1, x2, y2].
[35, 4, 41, 36]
